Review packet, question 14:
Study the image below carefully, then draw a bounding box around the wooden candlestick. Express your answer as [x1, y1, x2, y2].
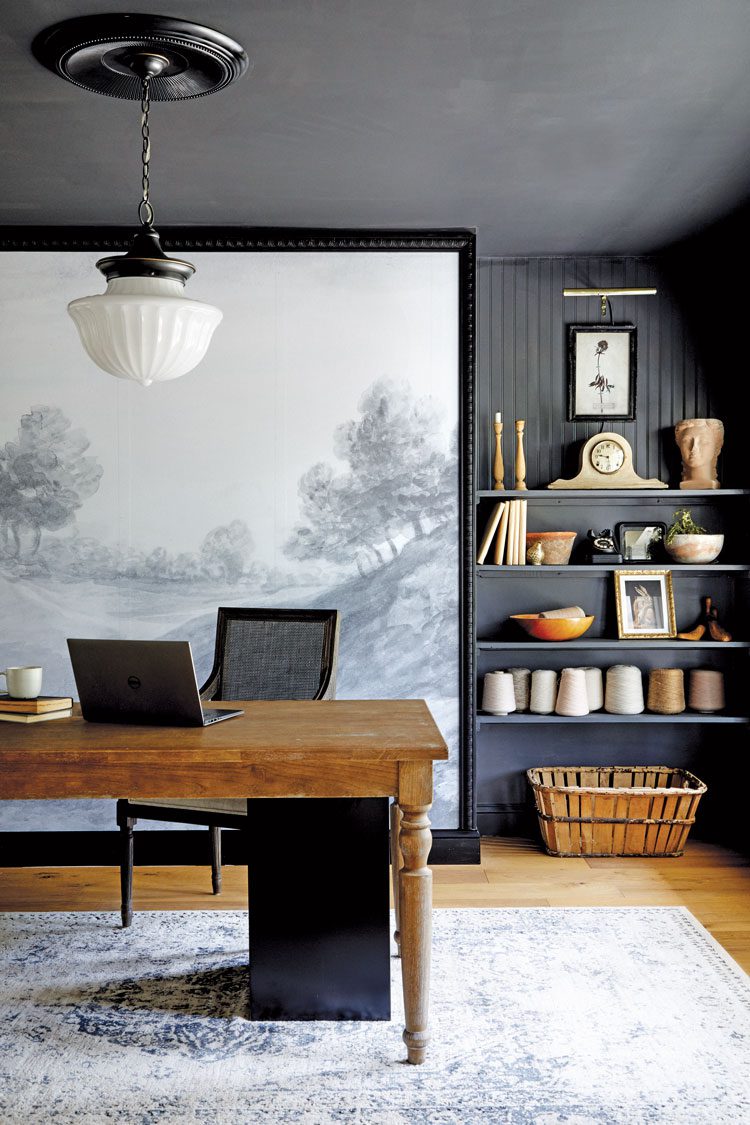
[514, 419, 527, 490]
[493, 413, 504, 490]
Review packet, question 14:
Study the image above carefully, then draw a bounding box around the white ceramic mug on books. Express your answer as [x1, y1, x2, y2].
[0, 665, 43, 699]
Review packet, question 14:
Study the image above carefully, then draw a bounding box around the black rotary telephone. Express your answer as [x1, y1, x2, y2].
[584, 528, 623, 565]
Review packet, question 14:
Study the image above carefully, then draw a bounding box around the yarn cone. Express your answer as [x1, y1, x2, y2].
[555, 668, 590, 716]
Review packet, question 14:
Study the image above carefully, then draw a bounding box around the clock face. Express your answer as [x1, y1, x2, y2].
[591, 439, 625, 474]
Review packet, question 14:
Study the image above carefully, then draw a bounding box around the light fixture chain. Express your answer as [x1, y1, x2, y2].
[139, 77, 154, 227]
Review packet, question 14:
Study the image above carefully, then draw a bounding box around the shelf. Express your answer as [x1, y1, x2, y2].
[477, 713, 748, 725]
[473, 480, 749, 780]
[477, 640, 750, 649]
[477, 564, 750, 574]
[477, 489, 750, 499]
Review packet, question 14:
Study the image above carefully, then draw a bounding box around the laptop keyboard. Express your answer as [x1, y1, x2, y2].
[202, 708, 229, 725]
[201, 707, 244, 725]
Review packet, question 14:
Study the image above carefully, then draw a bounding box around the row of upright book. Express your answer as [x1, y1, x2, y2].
[476, 499, 529, 565]
[0, 696, 73, 724]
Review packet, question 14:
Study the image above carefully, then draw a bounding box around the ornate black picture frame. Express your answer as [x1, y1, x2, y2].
[568, 323, 636, 422]
[0, 225, 478, 864]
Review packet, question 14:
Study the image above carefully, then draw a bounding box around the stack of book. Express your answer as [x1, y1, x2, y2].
[0, 696, 73, 724]
[476, 499, 528, 565]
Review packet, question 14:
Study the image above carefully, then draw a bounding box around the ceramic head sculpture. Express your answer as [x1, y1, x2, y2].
[675, 418, 724, 490]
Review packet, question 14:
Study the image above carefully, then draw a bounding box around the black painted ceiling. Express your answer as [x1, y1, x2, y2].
[1, 0, 749, 254]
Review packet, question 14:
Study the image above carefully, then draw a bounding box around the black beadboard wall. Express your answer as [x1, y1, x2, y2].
[477, 256, 740, 491]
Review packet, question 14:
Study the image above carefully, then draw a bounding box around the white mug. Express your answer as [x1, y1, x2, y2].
[0, 666, 43, 699]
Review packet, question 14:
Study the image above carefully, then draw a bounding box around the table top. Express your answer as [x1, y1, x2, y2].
[1, 699, 448, 801]
[0, 699, 448, 764]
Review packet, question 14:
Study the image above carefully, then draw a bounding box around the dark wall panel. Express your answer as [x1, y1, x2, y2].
[477, 256, 741, 491]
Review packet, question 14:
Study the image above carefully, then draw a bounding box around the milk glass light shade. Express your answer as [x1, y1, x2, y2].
[68, 276, 222, 386]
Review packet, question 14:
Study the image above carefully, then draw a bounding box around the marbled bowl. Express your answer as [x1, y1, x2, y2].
[665, 534, 724, 564]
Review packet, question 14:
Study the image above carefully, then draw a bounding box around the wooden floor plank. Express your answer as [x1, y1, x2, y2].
[1, 838, 748, 970]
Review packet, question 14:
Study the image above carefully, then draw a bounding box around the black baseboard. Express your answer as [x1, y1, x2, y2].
[477, 802, 537, 839]
[0, 827, 481, 868]
[430, 828, 481, 863]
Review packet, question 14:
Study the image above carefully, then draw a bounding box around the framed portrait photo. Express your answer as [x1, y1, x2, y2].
[568, 324, 636, 422]
[614, 569, 676, 639]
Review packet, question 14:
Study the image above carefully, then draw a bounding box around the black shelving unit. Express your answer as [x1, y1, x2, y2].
[475, 487, 750, 838]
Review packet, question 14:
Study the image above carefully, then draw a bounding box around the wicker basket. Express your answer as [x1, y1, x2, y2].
[526, 766, 707, 857]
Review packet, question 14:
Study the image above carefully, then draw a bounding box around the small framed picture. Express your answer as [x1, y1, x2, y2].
[614, 569, 676, 639]
[568, 324, 636, 421]
[616, 522, 666, 562]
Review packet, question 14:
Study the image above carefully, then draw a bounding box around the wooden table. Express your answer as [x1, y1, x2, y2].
[0, 699, 448, 1064]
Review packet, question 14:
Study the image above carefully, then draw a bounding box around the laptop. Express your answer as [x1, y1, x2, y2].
[67, 639, 244, 726]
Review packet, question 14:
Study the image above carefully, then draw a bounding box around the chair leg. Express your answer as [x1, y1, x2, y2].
[119, 817, 136, 928]
[210, 826, 222, 894]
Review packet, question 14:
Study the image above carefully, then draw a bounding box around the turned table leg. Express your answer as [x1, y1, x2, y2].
[390, 801, 403, 955]
[398, 761, 433, 1065]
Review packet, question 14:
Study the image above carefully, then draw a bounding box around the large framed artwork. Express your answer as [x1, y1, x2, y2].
[0, 228, 476, 860]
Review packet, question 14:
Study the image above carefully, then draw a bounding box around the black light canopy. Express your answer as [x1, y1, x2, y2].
[32, 12, 249, 101]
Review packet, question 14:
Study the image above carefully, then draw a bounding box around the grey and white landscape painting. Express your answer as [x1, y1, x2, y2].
[0, 250, 460, 831]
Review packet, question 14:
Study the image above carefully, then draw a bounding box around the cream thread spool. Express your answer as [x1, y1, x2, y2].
[688, 668, 725, 713]
[555, 667, 590, 716]
[509, 667, 531, 712]
[482, 671, 517, 716]
[605, 665, 645, 714]
[647, 668, 686, 714]
[480, 671, 503, 714]
[577, 666, 604, 712]
[530, 669, 557, 715]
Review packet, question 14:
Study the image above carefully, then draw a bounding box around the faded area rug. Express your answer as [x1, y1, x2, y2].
[1, 908, 749, 1124]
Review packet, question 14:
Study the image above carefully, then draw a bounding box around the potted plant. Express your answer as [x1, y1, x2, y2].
[664, 509, 724, 564]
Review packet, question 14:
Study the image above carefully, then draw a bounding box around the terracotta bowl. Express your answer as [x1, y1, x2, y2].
[525, 531, 577, 565]
[665, 533, 724, 564]
[510, 614, 595, 641]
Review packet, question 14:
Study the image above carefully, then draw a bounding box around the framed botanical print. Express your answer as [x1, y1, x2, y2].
[568, 324, 636, 421]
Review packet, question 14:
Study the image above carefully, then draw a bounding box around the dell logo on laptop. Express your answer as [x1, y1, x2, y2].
[127, 675, 141, 691]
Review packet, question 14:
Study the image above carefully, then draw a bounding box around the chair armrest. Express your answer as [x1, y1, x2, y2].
[200, 671, 219, 701]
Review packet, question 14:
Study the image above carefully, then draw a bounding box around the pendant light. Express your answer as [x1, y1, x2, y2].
[32, 15, 249, 386]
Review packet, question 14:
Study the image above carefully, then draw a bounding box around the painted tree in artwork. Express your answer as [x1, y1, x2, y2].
[200, 520, 255, 583]
[335, 379, 455, 539]
[0, 405, 103, 559]
[285, 378, 455, 567]
[284, 462, 362, 562]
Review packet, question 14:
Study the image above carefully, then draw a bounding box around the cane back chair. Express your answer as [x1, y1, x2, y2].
[116, 607, 340, 927]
